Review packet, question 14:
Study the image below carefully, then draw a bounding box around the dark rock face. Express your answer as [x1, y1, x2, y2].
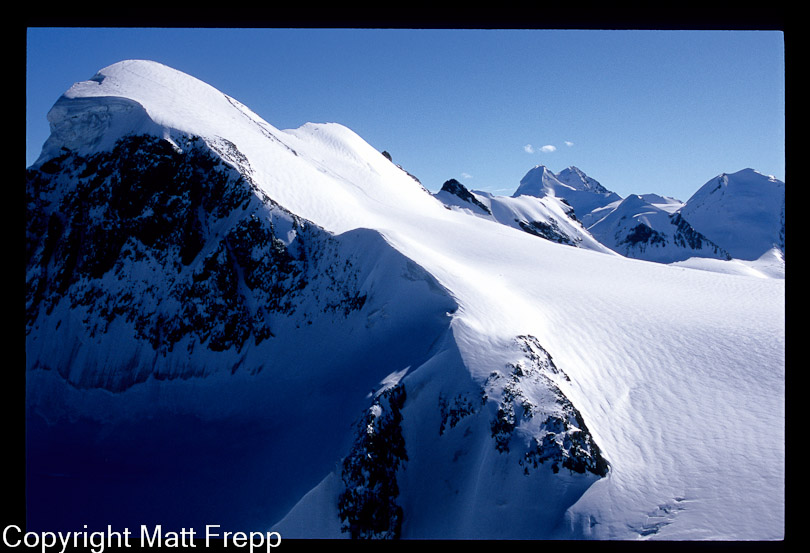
[517, 218, 578, 246]
[670, 213, 731, 259]
[440, 179, 491, 214]
[339, 383, 408, 539]
[487, 335, 609, 478]
[26, 134, 368, 391]
[620, 223, 666, 248]
[520, 400, 609, 477]
[614, 214, 730, 260]
[438, 390, 484, 436]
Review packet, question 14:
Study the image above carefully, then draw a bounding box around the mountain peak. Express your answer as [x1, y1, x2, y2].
[679, 168, 785, 260]
[620, 193, 648, 206]
[36, 59, 270, 165]
[532, 164, 556, 176]
[440, 178, 465, 193]
[512, 165, 562, 198]
[513, 165, 622, 224]
[556, 166, 613, 195]
[438, 178, 492, 214]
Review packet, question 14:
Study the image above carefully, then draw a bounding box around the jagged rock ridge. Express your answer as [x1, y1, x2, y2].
[26, 134, 368, 391]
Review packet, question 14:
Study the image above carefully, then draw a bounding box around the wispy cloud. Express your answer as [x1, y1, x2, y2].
[526, 143, 563, 154]
[461, 172, 473, 179]
[565, 141, 574, 147]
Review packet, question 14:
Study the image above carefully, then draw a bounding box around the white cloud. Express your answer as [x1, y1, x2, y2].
[461, 172, 473, 179]
[540, 145, 557, 153]
[565, 141, 574, 147]
[523, 144, 535, 154]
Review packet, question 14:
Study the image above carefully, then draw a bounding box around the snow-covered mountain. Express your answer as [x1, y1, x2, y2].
[512, 165, 622, 226]
[434, 178, 615, 254]
[586, 194, 731, 263]
[679, 168, 786, 261]
[587, 169, 786, 266]
[25, 60, 784, 540]
[509, 165, 784, 269]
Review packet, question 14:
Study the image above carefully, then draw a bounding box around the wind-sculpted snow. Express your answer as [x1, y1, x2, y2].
[40, 96, 163, 162]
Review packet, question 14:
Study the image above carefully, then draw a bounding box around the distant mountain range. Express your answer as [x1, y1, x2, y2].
[437, 164, 784, 268]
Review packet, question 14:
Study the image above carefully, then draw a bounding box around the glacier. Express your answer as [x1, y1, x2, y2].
[25, 59, 785, 540]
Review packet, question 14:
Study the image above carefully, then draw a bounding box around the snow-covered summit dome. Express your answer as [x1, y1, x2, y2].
[679, 168, 785, 260]
[35, 59, 279, 165]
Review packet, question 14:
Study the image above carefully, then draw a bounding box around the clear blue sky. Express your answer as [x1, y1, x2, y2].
[26, 28, 785, 200]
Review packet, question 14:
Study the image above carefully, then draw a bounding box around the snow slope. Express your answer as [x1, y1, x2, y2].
[26, 60, 785, 540]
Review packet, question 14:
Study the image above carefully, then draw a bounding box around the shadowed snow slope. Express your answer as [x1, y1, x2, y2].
[26, 60, 784, 540]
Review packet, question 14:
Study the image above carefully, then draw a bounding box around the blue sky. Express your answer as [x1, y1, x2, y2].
[26, 28, 785, 200]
